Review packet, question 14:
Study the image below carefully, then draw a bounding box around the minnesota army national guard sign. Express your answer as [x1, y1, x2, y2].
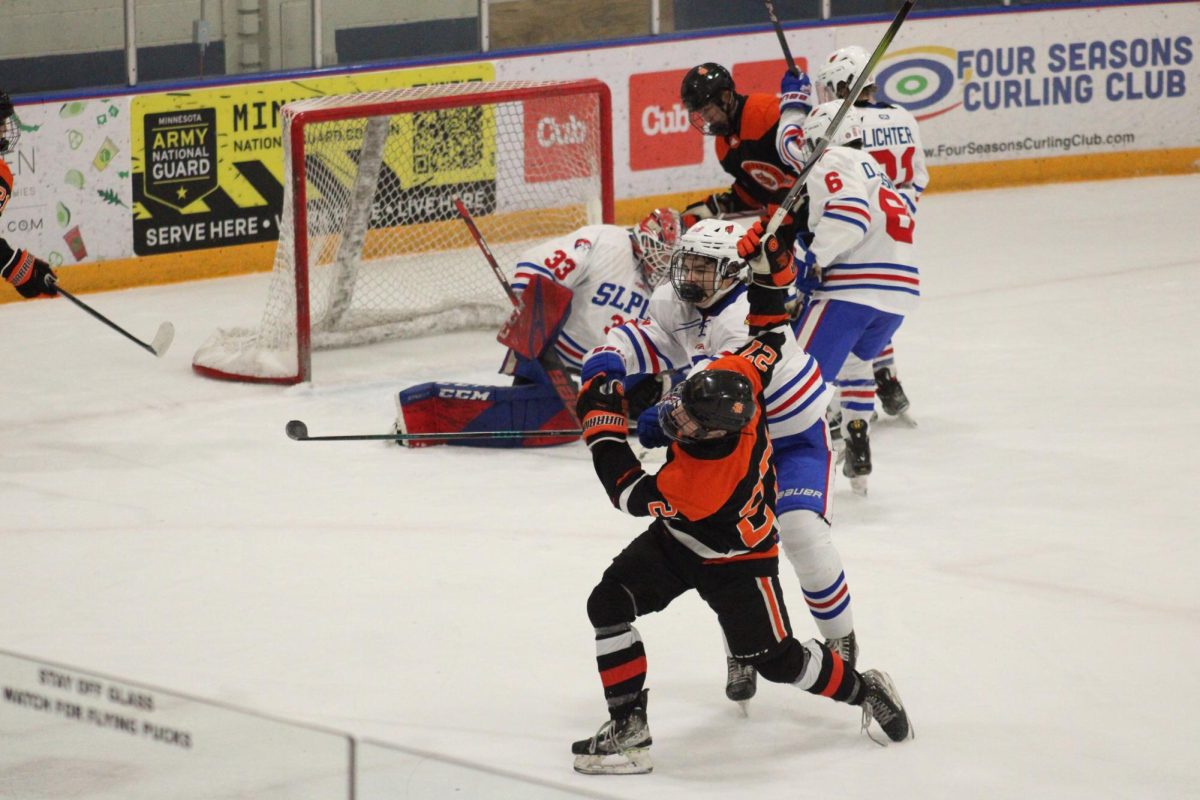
[142, 108, 218, 211]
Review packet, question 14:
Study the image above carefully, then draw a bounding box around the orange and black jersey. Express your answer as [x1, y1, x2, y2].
[586, 281, 790, 562]
[716, 94, 798, 212]
[0, 156, 28, 278]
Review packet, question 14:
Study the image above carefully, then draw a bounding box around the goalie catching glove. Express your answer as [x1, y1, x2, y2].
[576, 375, 628, 448]
[736, 217, 798, 289]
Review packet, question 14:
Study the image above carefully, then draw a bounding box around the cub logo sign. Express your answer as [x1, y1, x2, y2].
[523, 94, 595, 183]
[628, 69, 703, 171]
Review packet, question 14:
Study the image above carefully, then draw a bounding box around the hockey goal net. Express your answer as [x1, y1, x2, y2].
[193, 79, 613, 384]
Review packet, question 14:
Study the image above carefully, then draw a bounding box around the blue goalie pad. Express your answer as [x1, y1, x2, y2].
[395, 381, 578, 448]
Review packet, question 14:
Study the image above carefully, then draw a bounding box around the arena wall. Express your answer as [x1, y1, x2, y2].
[2, 0, 1195, 302]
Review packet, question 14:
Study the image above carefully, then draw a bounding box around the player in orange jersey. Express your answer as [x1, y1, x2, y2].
[569, 218, 910, 775]
[0, 91, 57, 300]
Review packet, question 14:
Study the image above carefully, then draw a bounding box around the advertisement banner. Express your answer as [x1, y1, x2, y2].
[130, 62, 495, 256]
[2, 98, 132, 266]
[836, 3, 1199, 165]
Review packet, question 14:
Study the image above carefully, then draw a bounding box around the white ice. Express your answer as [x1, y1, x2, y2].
[1, 175, 1198, 799]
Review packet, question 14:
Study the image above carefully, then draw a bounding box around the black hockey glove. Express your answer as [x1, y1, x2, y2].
[736, 216, 798, 289]
[682, 190, 736, 229]
[576, 375, 628, 448]
[1, 250, 57, 299]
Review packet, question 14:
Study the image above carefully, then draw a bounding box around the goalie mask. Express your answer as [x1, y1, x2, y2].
[0, 91, 18, 156]
[815, 45, 874, 104]
[632, 208, 682, 289]
[669, 218, 746, 308]
[800, 101, 865, 161]
[658, 368, 755, 444]
[681, 63, 739, 137]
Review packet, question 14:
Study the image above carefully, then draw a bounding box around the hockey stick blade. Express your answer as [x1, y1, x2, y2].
[285, 420, 310, 440]
[56, 284, 175, 358]
[150, 322, 175, 358]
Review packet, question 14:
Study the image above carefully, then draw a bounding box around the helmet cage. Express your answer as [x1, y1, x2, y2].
[0, 92, 18, 155]
[634, 208, 683, 289]
[668, 218, 746, 306]
[681, 63, 737, 136]
[658, 371, 755, 444]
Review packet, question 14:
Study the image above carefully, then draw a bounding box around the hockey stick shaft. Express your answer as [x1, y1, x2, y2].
[286, 419, 585, 442]
[763, 0, 799, 75]
[453, 197, 520, 306]
[452, 196, 581, 425]
[55, 284, 174, 357]
[765, 0, 917, 238]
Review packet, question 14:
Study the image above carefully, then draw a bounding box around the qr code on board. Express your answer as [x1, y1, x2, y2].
[412, 107, 485, 175]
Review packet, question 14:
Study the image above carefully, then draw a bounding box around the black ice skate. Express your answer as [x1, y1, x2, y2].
[859, 669, 912, 744]
[842, 419, 871, 495]
[726, 656, 757, 711]
[572, 690, 653, 774]
[824, 631, 859, 671]
[874, 369, 917, 427]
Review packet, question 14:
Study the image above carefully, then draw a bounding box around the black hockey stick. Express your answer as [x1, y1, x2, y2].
[764, 0, 917, 239]
[54, 282, 175, 357]
[453, 197, 580, 425]
[285, 419, 584, 443]
[763, 0, 800, 75]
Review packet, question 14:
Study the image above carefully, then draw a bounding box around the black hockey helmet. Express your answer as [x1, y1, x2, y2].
[658, 368, 755, 443]
[681, 63, 738, 136]
[0, 91, 18, 155]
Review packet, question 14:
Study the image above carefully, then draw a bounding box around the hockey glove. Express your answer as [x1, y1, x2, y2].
[1, 250, 57, 299]
[576, 376, 628, 448]
[682, 191, 735, 230]
[795, 249, 821, 295]
[580, 348, 626, 384]
[736, 218, 798, 289]
[636, 403, 671, 449]
[780, 69, 814, 114]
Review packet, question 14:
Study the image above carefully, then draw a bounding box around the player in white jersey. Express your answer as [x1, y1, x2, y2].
[395, 211, 682, 446]
[814, 46, 928, 421]
[580, 218, 859, 705]
[777, 100, 920, 492]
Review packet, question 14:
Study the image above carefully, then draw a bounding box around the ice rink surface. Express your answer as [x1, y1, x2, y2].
[2, 174, 1198, 799]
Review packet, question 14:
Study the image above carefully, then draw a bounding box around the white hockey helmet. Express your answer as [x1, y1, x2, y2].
[800, 100, 865, 161]
[633, 207, 683, 289]
[815, 45, 874, 104]
[669, 218, 746, 307]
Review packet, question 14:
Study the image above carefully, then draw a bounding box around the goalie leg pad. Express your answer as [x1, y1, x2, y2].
[395, 382, 577, 448]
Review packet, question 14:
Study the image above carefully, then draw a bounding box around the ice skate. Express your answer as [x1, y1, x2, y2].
[726, 656, 757, 714]
[874, 369, 917, 427]
[841, 419, 871, 495]
[572, 690, 653, 774]
[824, 630, 858, 670]
[859, 669, 912, 744]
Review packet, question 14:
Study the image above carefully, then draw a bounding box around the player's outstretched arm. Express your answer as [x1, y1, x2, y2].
[0, 239, 57, 299]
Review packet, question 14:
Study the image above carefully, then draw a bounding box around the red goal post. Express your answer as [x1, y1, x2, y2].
[192, 79, 614, 384]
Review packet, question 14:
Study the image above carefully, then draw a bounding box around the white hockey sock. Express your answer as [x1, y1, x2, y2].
[778, 509, 854, 640]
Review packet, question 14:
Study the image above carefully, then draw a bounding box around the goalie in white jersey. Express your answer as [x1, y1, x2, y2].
[814, 46, 928, 422]
[395, 211, 682, 446]
[581, 218, 860, 704]
[777, 100, 920, 492]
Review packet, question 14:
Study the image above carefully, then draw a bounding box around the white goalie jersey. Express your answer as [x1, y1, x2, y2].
[595, 283, 830, 440]
[796, 146, 920, 317]
[511, 225, 652, 370]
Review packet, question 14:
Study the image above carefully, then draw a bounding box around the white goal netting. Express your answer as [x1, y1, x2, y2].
[193, 80, 612, 383]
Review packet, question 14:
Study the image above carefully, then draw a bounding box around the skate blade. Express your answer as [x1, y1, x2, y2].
[894, 411, 918, 428]
[849, 475, 868, 496]
[573, 747, 653, 775]
[736, 699, 750, 718]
